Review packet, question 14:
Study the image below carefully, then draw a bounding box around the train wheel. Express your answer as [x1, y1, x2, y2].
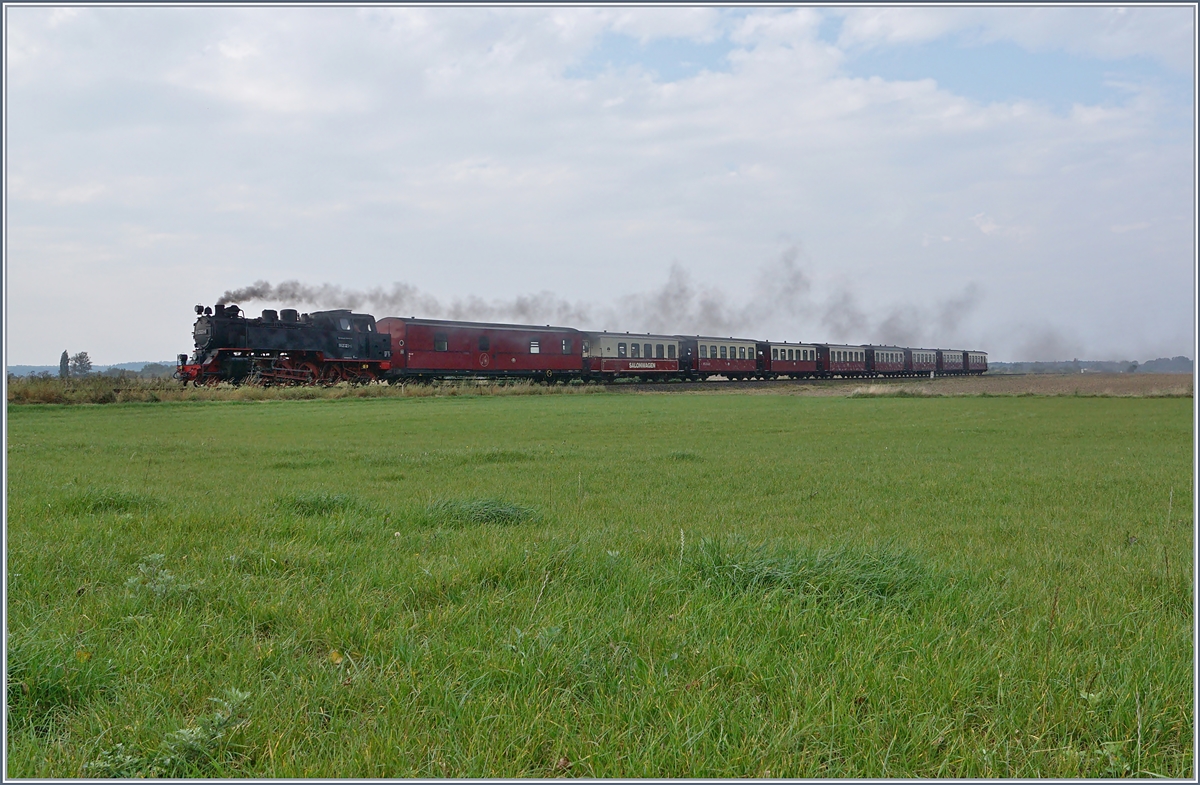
[296, 362, 320, 385]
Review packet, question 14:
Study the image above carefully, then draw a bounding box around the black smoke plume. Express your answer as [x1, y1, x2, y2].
[216, 246, 983, 346]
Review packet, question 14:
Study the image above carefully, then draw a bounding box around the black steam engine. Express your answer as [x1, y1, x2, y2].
[177, 303, 392, 385]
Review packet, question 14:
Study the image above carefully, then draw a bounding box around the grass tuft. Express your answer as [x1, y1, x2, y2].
[665, 450, 702, 462]
[849, 385, 939, 398]
[460, 448, 535, 465]
[274, 492, 365, 517]
[425, 498, 540, 527]
[686, 536, 929, 603]
[60, 488, 157, 516]
[6, 633, 115, 732]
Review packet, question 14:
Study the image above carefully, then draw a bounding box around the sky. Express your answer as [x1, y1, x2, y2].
[4, 5, 1196, 365]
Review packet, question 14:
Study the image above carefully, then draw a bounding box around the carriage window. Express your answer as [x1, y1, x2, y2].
[562, 338, 572, 354]
[737, 347, 744, 359]
[529, 341, 540, 354]
[478, 336, 490, 352]
[668, 344, 676, 359]
[644, 344, 652, 359]
[618, 343, 627, 358]
[630, 343, 640, 358]
[772, 348, 778, 360]
[786, 349, 793, 361]
[656, 344, 664, 358]
[700, 345, 708, 359]
[434, 334, 448, 352]
[582, 340, 590, 356]
[719, 346, 727, 359]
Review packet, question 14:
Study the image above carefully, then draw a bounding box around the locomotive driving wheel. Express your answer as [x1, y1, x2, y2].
[321, 363, 347, 384]
[275, 357, 313, 386]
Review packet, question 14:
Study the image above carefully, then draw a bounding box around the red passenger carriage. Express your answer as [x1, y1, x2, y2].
[938, 349, 966, 374]
[966, 351, 989, 374]
[819, 344, 868, 377]
[582, 332, 683, 380]
[376, 318, 583, 381]
[762, 342, 818, 378]
[867, 345, 906, 376]
[680, 336, 759, 380]
[910, 348, 938, 375]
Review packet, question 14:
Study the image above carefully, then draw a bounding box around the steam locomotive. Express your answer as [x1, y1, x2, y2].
[176, 303, 987, 385]
[177, 303, 392, 385]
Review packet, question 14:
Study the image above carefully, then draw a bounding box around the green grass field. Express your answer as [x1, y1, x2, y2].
[6, 393, 1193, 777]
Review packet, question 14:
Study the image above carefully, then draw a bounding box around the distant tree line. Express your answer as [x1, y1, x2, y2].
[35, 352, 175, 380]
[989, 357, 1192, 374]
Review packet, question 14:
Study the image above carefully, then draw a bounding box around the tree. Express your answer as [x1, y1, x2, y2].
[59, 351, 70, 379]
[69, 351, 93, 377]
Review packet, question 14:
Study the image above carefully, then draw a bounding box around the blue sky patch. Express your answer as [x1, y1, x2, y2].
[566, 31, 735, 82]
[840, 38, 1193, 113]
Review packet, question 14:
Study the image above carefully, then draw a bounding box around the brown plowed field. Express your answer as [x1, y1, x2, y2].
[618, 372, 1193, 397]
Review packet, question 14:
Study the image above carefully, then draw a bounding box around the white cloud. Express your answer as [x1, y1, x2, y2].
[836, 6, 1194, 71]
[48, 8, 79, 28]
